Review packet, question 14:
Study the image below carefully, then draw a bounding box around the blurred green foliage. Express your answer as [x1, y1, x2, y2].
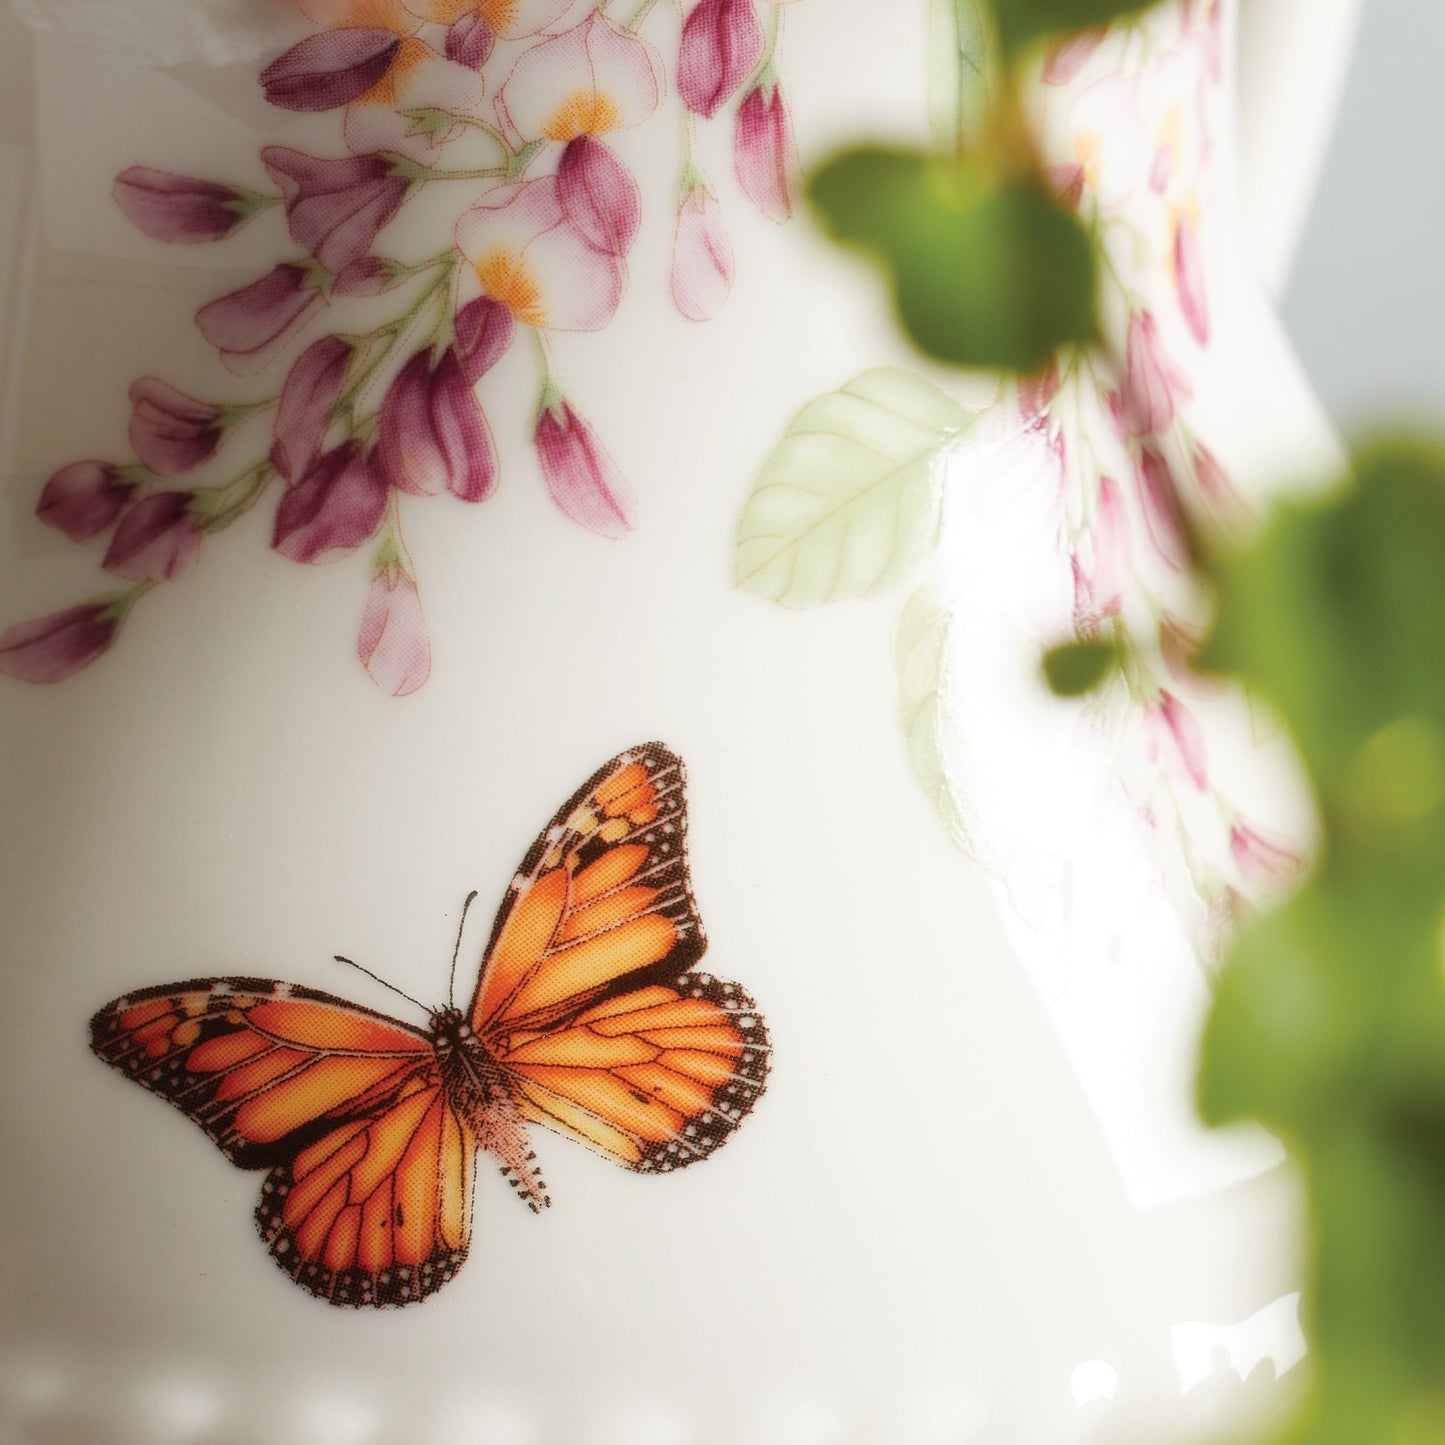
[805, 0, 1445, 1441]
[1198, 443, 1445, 1445]
[808, 149, 1097, 372]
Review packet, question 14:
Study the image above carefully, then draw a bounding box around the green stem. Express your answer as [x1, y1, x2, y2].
[625, 0, 660, 28]
[199, 460, 275, 533]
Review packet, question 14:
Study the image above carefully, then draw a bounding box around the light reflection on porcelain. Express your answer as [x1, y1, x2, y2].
[0, 0, 1358, 1440]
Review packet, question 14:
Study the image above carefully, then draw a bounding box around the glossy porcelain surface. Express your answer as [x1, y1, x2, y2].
[0, 1, 1348, 1441]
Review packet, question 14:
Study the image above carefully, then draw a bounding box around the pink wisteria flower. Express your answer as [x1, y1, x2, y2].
[273, 442, 389, 563]
[112, 167, 265, 245]
[272, 335, 353, 484]
[358, 564, 430, 697]
[37, 462, 136, 542]
[1173, 211, 1210, 346]
[1144, 690, 1208, 792]
[127, 378, 226, 476]
[341, 39, 487, 162]
[456, 177, 624, 331]
[1072, 473, 1129, 630]
[671, 184, 734, 322]
[534, 399, 635, 539]
[734, 81, 799, 223]
[377, 348, 499, 502]
[1122, 308, 1193, 433]
[557, 137, 642, 258]
[262, 147, 412, 274]
[195, 263, 323, 373]
[1042, 28, 1106, 85]
[101, 492, 204, 583]
[679, 0, 763, 119]
[497, 11, 662, 142]
[1229, 814, 1306, 886]
[5, 0, 808, 697]
[0, 602, 123, 684]
[259, 27, 403, 111]
[1134, 445, 1194, 572]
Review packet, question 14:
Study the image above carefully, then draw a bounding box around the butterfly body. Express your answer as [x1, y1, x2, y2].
[89, 745, 771, 1308]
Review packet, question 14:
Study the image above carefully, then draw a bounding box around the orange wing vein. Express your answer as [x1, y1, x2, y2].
[469, 743, 706, 1037]
[90, 977, 472, 1307]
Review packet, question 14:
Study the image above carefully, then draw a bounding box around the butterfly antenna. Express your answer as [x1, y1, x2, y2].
[448, 890, 480, 1009]
[332, 956, 427, 1014]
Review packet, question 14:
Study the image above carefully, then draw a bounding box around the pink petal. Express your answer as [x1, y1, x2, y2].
[1042, 29, 1105, 84]
[37, 461, 136, 541]
[1146, 690, 1208, 791]
[452, 296, 515, 383]
[272, 442, 388, 563]
[556, 137, 641, 256]
[101, 491, 203, 582]
[1123, 310, 1193, 434]
[195, 264, 321, 374]
[1230, 815, 1306, 886]
[272, 335, 353, 484]
[112, 167, 253, 244]
[359, 570, 431, 696]
[733, 81, 798, 223]
[671, 185, 735, 322]
[377, 349, 448, 496]
[1090, 474, 1130, 616]
[0, 601, 120, 683]
[259, 28, 402, 112]
[534, 401, 634, 538]
[1174, 213, 1210, 346]
[430, 349, 498, 503]
[678, 0, 763, 119]
[1135, 445, 1193, 572]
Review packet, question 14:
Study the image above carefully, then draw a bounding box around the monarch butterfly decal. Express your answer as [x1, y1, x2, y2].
[89, 744, 771, 1308]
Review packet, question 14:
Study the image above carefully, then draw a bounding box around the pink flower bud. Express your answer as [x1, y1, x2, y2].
[1229, 815, 1305, 886]
[128, 378, 226, 476]
[733, 81, 798, 223]
[272, 335, 352, 484]
[377, 348, 498, 502]
[1173, 213, 1210, 346]
[430, 349, 499, 503]
[446, 11, 495, 70]
[272, 442, 388, 563]
[534, 399, 635, 538]
[36, 461, 136, 541]
[1158, 609, 1206, 687]
[1134, 445, 1194, 572]
[333, 257, 409, 296]
[670, 185, 734, 322]
[1191, 440, 1248, 525]
[556, 137, 641, 257]
[262, 147, 412, 274]
[1089, 474, 1130, 617]
[1123, 310, 1192, 434]
[101, 491, 203, 582]
[112, 167, 258, 245]
[259, 28, 402, 112]
[1102, 388, 1129, 446]
[0, 601, 121, 683]
[1042, 28, 1105, 84]
[452, 296, 515, 384]
[678, 0, 764, 119]
[1145, 690, 1208, 792]
[359, 568, 430, 697]
[195, 263, 322, 373]
[1046, 162, 1086, 210]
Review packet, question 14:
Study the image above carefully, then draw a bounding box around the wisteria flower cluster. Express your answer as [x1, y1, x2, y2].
[2, 0, 803, 695]
[1030, 0, 1305, 943]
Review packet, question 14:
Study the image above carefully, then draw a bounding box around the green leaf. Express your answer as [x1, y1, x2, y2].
[1201, 441, 1445, 786]
[992, 0, 1157, 59]
[808, 147, 1098, 373]
[1042, 637, 1118, 696]
[735, 368, 973, 608]
[896, 584, 975, 852]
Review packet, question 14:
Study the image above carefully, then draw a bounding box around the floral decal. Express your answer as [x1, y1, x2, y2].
[736, 0, 1305, 953]
[3, 0, 803, 695]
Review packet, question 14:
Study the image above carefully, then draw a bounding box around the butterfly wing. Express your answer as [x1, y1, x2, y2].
[90, 977, 474, 1307]
[502, 972, 771, 1174]
[468, 744, 771, 1174]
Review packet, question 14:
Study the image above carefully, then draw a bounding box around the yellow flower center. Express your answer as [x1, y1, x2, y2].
[542, 91, 622, 142]
[475, 248, 546, 326]
[356, 36, 428, 108]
